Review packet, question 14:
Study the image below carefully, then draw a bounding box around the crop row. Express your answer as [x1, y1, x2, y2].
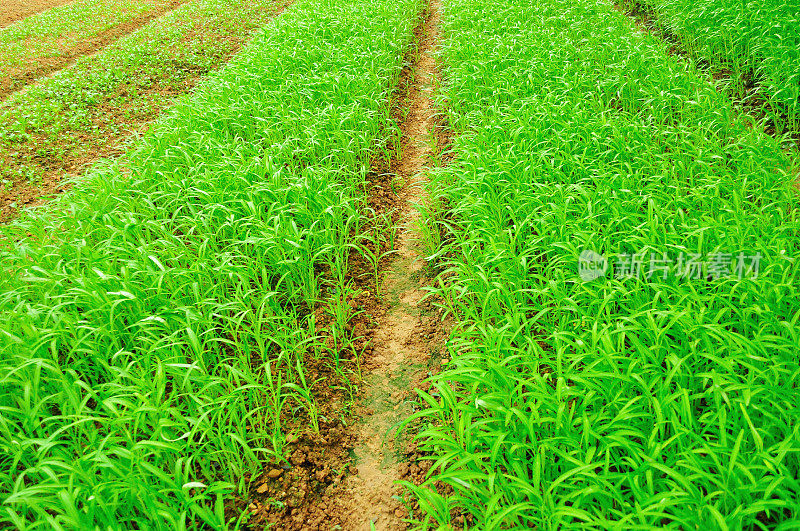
[407, 0, 800, 527]
[0, 0, 289, 221]
[0, 0, 419, 526]
[1, 1, 74, 30]
[0, 0, 184, 97]
[625, 0, 800, 132]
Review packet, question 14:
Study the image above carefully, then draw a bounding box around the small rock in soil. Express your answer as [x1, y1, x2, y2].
[291, 450, 307, 465]
[398, 462, 409, 476]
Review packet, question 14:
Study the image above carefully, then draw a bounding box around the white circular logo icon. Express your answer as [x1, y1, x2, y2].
[578, 250, 608, 282]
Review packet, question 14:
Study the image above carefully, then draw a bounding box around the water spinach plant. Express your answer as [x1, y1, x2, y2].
[623, 0, 800, 133]
[406, 0, 800, 527]
[0, 0, 420, 526]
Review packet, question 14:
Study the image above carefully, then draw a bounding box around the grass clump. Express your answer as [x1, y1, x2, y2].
[0, 0, 420, 526]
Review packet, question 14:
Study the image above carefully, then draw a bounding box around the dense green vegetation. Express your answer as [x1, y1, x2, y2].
[0, 0, 419, 526]
[627, 0, 800, 132]
[2, 0, 799, 527]
[0, 0, 287, 193]
[0, 0, 177, 85]
[407, 0, 800, 527]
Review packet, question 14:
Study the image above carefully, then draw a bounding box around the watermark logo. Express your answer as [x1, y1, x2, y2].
[578, 250, 762, 282]
[578, 250, 608, 281]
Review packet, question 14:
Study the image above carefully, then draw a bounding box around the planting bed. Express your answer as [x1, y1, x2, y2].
[0, 0, 420, 526]
[407, 0, 800, 528]
[0, 0, 291, 222]
[0, 0, 798, 528]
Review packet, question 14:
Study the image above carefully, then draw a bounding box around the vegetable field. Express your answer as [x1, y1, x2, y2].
[0, 1, 76, 29]
[0, 0, 289, 221]
[0, 0, 187, 98]
[0, 0, 418, 525]
[0, 0, 798, 529]
[624, 0, 800, 133]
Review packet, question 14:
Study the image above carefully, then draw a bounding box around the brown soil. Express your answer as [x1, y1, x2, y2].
[311, 2, 446, 528]
[232, 1, 450, 529]
[332, 3, 444, 527]
[0, 0, 191, 102]
[0, 0, 293, 223]
[0, 0, 75, 29]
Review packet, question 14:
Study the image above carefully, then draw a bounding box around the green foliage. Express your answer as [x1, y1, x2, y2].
[626, 0, 800, 132]
[0, 0, 420, 526]
[0, 0, 171, 72]
[407, 0, 800, 528]
[0, 0, 287, 184]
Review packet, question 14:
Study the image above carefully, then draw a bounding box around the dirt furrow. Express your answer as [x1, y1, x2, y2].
[261, 1, 446, 529]
[236, 3, 449, 528]
[332, 2, 443, 528]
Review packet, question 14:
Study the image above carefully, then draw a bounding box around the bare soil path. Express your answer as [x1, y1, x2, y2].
[327, 1, 443, 528]
[0, 0, 75, 29]
[235, 4, 448, 528]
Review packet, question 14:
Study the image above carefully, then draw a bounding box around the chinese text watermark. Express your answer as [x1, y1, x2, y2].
[578, 250, 761, 282]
